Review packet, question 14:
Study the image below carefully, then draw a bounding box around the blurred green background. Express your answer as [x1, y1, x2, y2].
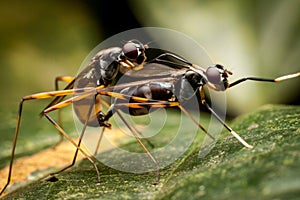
[1, 0, 299, 114]
[0, 0, 299, 162]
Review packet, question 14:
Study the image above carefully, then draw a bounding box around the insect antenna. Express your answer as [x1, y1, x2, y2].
[229, 72, 300, 88]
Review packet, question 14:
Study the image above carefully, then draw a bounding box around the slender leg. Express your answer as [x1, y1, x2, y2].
[115, 111, 155, 148]
[202, 101, 253, 149]
[93, 127, 105, 156]
[0, 87, 102, 195]
[55, 76, 74, 91]
[177, 105, 215, 140]
[0, 100, 24, 195]
[55, 76, 75, 126]
[199, 89, 253, 149]
[94, 96, 156, 154]
[47, 95, 99, 180]
[44, 113, 100, 183]
[44, 76, 76, 116]
[54, 76, 75, 146]
[111, 100, 215, 184]
[114, 101, 214, 139]
[116, 112, 160, 184]
[93, 110, 155, 156]
[106, 100, 214, 142]
[92, 96, 110, 156]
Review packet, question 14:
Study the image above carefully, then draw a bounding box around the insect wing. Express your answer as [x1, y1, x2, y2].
[72, 47, 122, 127]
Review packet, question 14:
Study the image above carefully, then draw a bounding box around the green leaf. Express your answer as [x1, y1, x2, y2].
[2, 105, 300, 199]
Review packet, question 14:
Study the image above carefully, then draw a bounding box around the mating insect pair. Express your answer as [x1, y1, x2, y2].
[1, 39, 299, 195]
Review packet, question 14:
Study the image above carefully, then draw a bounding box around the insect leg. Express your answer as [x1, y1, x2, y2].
[43, 113, 100, 183]
[95, 94, 157, 149]
[92, 96, 110, 156]
[96, 100, 177, 128]
[93, 126, 105, 156]
[109, 100, 217, 184]
[229, 72, 300, 88]
[44, 94, 101, 182]
[116, 111, 160, 185]
[0, 87, 100, 195]
[0, 100, 23, 195]
[54, 76, 74, 125]
[55, 76, 74, 91]
[95, 109, 155, 155]
[177, 105, 215, 140]
[112, 101, 215, 140]
[199, 89, 253, 149]
[115, 110, 155, 148]
[54, 76, 75, 146]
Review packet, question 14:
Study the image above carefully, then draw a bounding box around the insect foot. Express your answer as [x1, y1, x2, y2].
[97, 111, 112, 128]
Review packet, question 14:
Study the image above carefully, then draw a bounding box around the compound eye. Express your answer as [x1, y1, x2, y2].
[122, 41, 141, 60]
[206, 66, 222, 84]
